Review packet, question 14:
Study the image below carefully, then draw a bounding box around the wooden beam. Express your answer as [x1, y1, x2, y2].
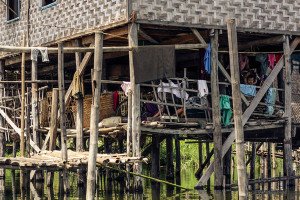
[227, 19, 247, 198]
[238, 35, 285, 51]
[283, 35, 295, 188]
[31, 60, 39, 147]
[162, 34, 197, 45]
[57, 43, 69, 194]
[138, 27, 159, 44]
[211, 30, 223, 190]
[196, 36, 300, 188]
[191, 28, 207, 45]
[129, 22, 143, 191]
[86, 32, 104, 199]
[20, 36, 26, 157]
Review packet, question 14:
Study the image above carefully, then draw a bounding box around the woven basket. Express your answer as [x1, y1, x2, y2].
[71, 93, 115, 128]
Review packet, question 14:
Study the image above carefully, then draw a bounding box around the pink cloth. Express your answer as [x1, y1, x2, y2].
[268, 54, 276, 70]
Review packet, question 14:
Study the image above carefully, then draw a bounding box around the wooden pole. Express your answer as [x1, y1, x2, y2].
[227, 19, 247, 199]
[20, 36, 26, 157]
[0, 61, 5, 182]
[46, 88, 58, 187]
[250, 142, 256, 190]
[206, 142, 210, 191]
[86, 31, 103, 200]
[128, 22, 142, 191]
[166, 136, 174, 182]
[126, 89, 132, 191]
[283, 35, 295, 188]
[151, 134, 160, 178]
[175, 135, 181, 185]
[211, 29, 223, 190]
[57, 42, 69, 193]
[224, 146, 232, 190]
[267, 143, 271, 190]
[271, 143, 277, 190]
[31, 60, 39, 147]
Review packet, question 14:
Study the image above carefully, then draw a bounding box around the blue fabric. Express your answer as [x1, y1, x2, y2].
[240, 84, 257, 97]
[204, 43, 211, 74]
[265, 88, 277, 115]
[255, 54, 268, 75]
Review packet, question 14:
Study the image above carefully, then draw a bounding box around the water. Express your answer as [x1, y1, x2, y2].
[1, 169, 300, 199]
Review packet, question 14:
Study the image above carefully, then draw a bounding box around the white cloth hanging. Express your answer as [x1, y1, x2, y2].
[197, 80, 209, 97]
[31, 47, 49, 62]
[157, 81, 189, 100]
[121, 81, 131, 96]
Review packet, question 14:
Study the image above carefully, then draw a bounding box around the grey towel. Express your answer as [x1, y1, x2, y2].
[133, 45, 175, 83]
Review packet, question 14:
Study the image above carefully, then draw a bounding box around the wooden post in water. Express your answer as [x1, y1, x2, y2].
[0, 61, 5, 184]
[227, 18, 247, 199]
[75, 40, 85, 187]
[151, 135, 160, 180]
[47, 88, 59, 187]
[58, 42, 69, 193]
[224, 146, 232, 190]
[206, 142, 210, 191]
[128, 22, 142, 191]
[20, 36, 26, 157]
[267, 143, 271, 190]
[126, 89, 132, 191]
[211, 29, 223, 190]
[271, 143, 277, 190]
[86, 31, 103, 199]
[283, 35, 295, 188]
[175, 135, 181, 185]
[166, 136, 174, 181]
[250, 142, 256, 190]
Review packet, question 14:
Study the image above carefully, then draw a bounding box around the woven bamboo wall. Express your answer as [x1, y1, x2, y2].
[0, 0, 127, 48]
[132, 0, 300, 33]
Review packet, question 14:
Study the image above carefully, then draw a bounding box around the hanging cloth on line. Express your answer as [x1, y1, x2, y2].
[121, 81, 131, 96]
[157, 81, 189, 100]
[220, 95, 232, 127]
[265, 88, 277, 115]
[72, 71, 84, 99]
[204, 43, 211, 74]
[31, 47, 50, 62]
[197, 80, 209, 97]
[240, 84, 257, 97]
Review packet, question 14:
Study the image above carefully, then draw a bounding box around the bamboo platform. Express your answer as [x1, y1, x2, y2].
[0, 150, 146, 170]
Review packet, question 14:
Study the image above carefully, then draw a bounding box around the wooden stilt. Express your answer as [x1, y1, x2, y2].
[86, 31, 104, 199]
[250, 142, 256, 190]
[47, 89, 59, 187]
[75, 40, 85, 187]
[166, 136, 174, 181]
[58, 43, 69, 194]
[224, 146, 232, 190]
[175, 136, 181, 185]
[283, 35, 295, 188]
[20, 36, 26, 157]
[126, 90, 132, 191]
[151, 135, 160, 180]
[267, 143, 271, 190]
[227, 19, 247, 199]
[128, 22, 142, 191]
[198, 142, 203, 178]
[0, 61, 5, 181]
[272, 143, 277, 190]
[206, 142, 210, 191]
[211, 29, 223, 190]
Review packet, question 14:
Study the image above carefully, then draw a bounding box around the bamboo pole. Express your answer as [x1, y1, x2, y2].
[57, 43, 69, 193]
[283, 35, 295, 188]
[0, 61, 5, 181]
[211, 29, 223, 190]
[86, 32, 103, 200]
[250, 142, 256, 190]
[128, 22, 142, 191]
[271, 143, 276, 190]
[31, 60, 39, 145]
[20, 36, 26, 157]
[126, 89, 133, 191]
[46, 88, 58, 187]
[227, 19, 247, 199]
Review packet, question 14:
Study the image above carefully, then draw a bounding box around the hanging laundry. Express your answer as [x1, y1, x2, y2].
[255, 54, 269, 76]
[31, 47, 49, 62]
[240, 84, 256, 97]
[113, 91, 119, 111]
[71, 71, 84, 99]
[291, 53, 300, 73]
[133, 45, 175, 83]
[157, 81, 189, 100]
[204, 43, 211, 74]
[265, 88, 277, 115]
[220, 95, 232, 127]
[197, 80, 209, 97]
[239, 54, 249, 71]
[268, 54, 276, 70]
[121, 81, 131, 96]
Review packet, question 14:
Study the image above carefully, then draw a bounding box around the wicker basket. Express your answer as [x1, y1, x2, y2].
[71, 93, 115, 128]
